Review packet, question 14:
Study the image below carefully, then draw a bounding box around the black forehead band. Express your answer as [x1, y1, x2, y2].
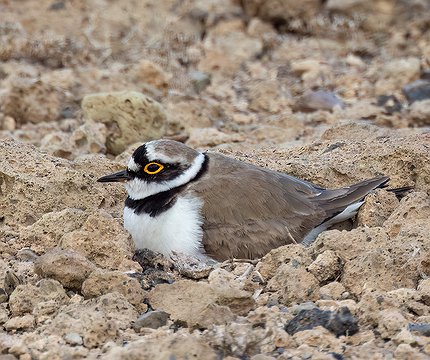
[132, 145, 149, 165]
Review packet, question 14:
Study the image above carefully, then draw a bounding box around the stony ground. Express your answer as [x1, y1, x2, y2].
[1, 0, 430, 359]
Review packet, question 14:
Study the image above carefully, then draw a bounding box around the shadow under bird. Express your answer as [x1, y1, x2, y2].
[98, 139, 389, 261]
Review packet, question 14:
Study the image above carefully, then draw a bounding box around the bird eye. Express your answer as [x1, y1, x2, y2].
[144, 162, 164, 175]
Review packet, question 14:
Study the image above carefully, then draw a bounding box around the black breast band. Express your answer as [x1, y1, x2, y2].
[125, 154, 208, 217]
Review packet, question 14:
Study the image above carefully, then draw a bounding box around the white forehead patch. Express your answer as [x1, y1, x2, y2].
[128, 157, 141, 172]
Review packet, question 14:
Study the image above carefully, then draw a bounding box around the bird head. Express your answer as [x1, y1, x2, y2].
[97, 140, 206, 200]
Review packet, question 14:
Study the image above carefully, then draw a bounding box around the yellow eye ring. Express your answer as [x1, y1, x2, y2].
[144, 162, 164, 175]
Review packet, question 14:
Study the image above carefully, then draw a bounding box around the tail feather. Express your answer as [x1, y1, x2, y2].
[317, 175, 389, 219]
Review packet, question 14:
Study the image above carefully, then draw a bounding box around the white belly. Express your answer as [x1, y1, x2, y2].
[123, 196, 204, 258]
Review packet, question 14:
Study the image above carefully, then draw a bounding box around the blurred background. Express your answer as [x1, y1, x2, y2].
[0, 0, 429, 158]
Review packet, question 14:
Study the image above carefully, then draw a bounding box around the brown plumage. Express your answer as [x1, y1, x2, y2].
[188, 153, 388, 261]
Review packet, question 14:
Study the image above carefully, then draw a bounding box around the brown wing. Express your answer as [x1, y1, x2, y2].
[188, 153, 327, 260]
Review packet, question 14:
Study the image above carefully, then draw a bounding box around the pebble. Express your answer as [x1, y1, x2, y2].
[132, 310, 170, 331]
[408, 323, 430, 337]
[402, 80, 430, 103]
[64, 332, 84, 346]
[293, 90, 344, 112]
[189, 70, 211, 93]
[285, 307, 359, 337]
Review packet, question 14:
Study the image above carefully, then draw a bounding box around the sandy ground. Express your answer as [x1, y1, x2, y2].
[1, 0, 430, 359]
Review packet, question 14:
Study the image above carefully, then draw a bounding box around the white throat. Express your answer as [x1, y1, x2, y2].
[125, 152, 206, 200]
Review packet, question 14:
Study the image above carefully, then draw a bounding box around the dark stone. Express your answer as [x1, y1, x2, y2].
[402, 80, 430, 103]
[132, 310, 170, 331]
[49, 1, 65, 10]
[0, 288, 8, 303]
[408, 323, 430, 337]
[284, 307, 359, 337]
[376, 95, 402, 114]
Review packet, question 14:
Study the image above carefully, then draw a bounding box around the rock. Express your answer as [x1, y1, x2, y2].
[4, 271, 21, 296]
[132, 310, 170, 331]
[133, 59, 172, 90]
[266, 261, 319, 305]
[70, 120, 107, 154]
[0, 78, 62, 124]
[64, 332, 83, 346]
[257, 244, 313, 280]
[81, 270, 147, 311]
[357, 189, 400, 227]
[42, 292, 137, 348]
[0, 139, 124, 229]
[0, 288, 9, 303]
[408, 99, 430, 126]
[170, 252, 214, 280]
[418, 279, 430, 306]
[104, 332, 217, 360]
[60, 210, 135, 270]
[403, 80, 430, 103]
[34, 248, 97, 290]
[186, 128, 244, 148]
[4, 315, 35, 331]
[247, 80, 289, 113]
[293, 90, 344, 112]
[189, 70, 211, 93]
[148, 280, 254, 328]
[285, 307, 359, 337]
[320, 282, 346, 300]
[0, 304, 10, 324]
[8, 279, 68, 316]
[408, 323, 430, 337]
[199, 20, 263, 76]
[376, 95, 403, 114]
[307, 250, 343, 283]
[18, 209, 88, 253]
[242, 0, 322, 26]
[395, 343, 429, 360]
[377, 309, 408, 339]
[81, 91, 167, 155]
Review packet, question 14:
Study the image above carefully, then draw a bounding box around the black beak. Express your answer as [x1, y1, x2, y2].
[97, 170, 131, 183]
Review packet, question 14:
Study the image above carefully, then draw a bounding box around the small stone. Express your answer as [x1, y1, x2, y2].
[418, 279, 430, 306]
[4, 315, 35, 331]
[408, 99, 430, 126]
[402, 80, 430, 103]
[1, 116, 16, 131]
[376, 95, 402, 114]
[357, 189, 400, 227]
[82, 91, 167, 155]
[34, 248, 97, 290]
[170, 252, 214, 280]
[408, 323, 430, 337]
[64, 332, 84, 346]
[4, 271, 22, 296]
[0, 304, 9, 324]
[293, 90, 344, 112]
[290, 302, 317, 315]
[15, 248, 39, 262]
[1, 78, 62, 124]
[377, 309, 408, 339]
[81, 270, 147, 311]
[319, 282, 346, 300]
[0, 289, 8, 303]
[134, 59, 172, 90]
[307, 250, 343, 283]
[189, 70, 211, 93]
[132, 310, 170, 331]
[285, 307, 359, 337]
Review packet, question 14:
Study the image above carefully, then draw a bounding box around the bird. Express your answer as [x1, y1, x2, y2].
[97, 139, 389, 262]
